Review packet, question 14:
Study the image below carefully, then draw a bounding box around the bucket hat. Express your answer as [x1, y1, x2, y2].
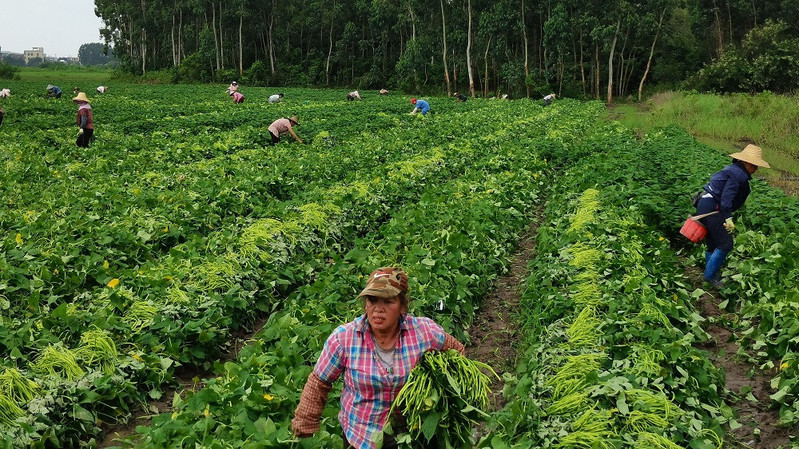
[730, 144, 770, 168]
[411, 98, 417, 104]
[358, 267, 408, 299]
[72, 92, 91, 103]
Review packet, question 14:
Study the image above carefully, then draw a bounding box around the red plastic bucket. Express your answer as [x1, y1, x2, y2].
[680, 217, 707, 243]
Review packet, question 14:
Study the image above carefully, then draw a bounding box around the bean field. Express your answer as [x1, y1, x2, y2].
[1, 83, 799, 448]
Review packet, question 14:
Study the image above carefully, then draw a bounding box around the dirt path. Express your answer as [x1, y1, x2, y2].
[98, 315, 270, 447]
[685, 263, 792, 449]
[466, 219, 540, 411]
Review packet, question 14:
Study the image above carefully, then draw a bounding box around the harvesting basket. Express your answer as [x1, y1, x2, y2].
[679, 211, 718, 243]
[680, 218, 707, 243]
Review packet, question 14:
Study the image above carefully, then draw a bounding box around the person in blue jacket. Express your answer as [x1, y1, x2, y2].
[409, 98, 430, 116]
[46, 85, 63, 99]
[695, 144, 770, 287]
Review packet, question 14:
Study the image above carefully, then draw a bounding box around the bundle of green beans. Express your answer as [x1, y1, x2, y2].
[386, 349, 497, 449]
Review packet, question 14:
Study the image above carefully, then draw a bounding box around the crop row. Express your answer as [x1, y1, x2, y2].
[125, 101, 608, 448]
[0, 97, 599, 446]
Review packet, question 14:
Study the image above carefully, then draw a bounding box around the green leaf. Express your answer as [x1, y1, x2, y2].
[421, 411, 443, 441]
[616, 393, 629, 415]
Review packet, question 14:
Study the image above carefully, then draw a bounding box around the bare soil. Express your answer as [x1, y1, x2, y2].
[466, 219, 540, 411]
[686, 263, 794, 448]
[97, 315, 269, 448]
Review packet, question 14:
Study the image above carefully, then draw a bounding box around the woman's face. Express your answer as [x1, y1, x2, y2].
[742, 161, 758, 174]
[365, 295, 406, 333]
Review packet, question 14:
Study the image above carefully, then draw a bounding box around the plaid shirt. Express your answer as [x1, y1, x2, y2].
[314, 314, 446, 449]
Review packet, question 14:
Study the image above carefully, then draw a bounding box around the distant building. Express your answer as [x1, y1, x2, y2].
[24, 47, 45, 64]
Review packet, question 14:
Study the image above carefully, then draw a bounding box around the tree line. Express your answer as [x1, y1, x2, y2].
[93, 0, 799, 99]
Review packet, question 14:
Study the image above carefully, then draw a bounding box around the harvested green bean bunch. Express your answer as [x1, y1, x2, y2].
[386, 349, 497, 449]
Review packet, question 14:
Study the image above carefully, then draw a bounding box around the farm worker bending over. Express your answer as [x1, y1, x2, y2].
[347, 90, 362, 101]
[694, 144, 770, 287]
[267, 115, 302, 145]
[0, 88, 11, 98]
[454, 92, 468, 102]
[268, 93, 284, 104]
[292, 267, 465, 449]
[379, 88, 389, 95]
[231, 91, 245, 103]
[96, 86, 109, 94]
[543, 93, 556, 106]
[73, 92, 94, 148]
[46, 85, 62, 99]
[409, 97, 430, 116]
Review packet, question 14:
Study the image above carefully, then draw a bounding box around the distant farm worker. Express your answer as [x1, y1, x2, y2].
[409, 98, 430, 116]
[346, 90, 362, 101]
[0, 88, 11, 98]
[73, 87, 81, 95]
[227, 81, 238, 95]
[453, 92, 468, 103]
[292, 267, 465, 449]
[73, 91, 94, 148]
[96, 85, 109, 94]
[230, 91, 245, 104]
[46, 85, 62, 99]
[543, 93, 556, 106]
[268, 93, 284, 104]
[694, 144, 770, 287]
[379, 88, 389, 95]
[267, 115, 302, 145]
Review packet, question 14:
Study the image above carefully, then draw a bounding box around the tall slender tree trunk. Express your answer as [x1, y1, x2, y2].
[212, 5, 220, 70]
[325, 20, 334, 85]
[268, 6, 275, 74]
[171, 10, 177, 67]
[638, 8, 665, 101]
[219, 2, 224, 70]
[407, 3, 416, 40]
[606, 18, 620, 103]
[238, 13, 243, 77]
[711, 0, 723, 56]
[616, 28, 628, 98]
[466, 0, 475, 97]
[140, 0, 147, 74]
[483, 36, 491, 97]
[595, 44, 600, 99]
[178, 9, 183, 64]
[579, 29, 586, 97]
[522, 0, 530, 97]
[440, 0, 451, 96]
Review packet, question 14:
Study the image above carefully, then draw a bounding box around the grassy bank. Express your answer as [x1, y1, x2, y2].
[611, 91, 799, 181]
[17, 67, 113, 83]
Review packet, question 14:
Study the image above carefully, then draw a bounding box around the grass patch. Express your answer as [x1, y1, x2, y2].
[610, 91, 799, 180]
[18, 67, 113, 84]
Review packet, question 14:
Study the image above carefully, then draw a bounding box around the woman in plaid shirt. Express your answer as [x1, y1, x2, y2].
[292, 267, 465, 449]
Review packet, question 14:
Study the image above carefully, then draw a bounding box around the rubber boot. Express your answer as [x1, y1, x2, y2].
[705, 251, 712, 266]
[704, 249, 728, 283]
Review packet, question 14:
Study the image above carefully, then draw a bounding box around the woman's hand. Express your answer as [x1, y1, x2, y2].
[723, 218, 735, 232]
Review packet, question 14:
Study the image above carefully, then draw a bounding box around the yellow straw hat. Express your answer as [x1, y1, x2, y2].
[730, 144, 770, 168]
[72, 92, 91, 103]
[288, 115, 299, 125]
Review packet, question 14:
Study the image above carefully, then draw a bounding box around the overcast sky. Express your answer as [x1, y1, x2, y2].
[0, 0, 105, 58]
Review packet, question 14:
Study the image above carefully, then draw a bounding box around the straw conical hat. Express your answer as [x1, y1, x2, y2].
[72, 92, 91, 103]
[730, 144, 770, 168]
